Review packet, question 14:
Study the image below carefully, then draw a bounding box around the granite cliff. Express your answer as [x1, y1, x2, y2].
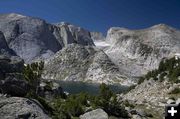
[0, 13, 94, 63]
[105, 24, 180, 79]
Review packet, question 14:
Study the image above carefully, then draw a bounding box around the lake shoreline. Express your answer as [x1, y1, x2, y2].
[43, 79, 130, 95]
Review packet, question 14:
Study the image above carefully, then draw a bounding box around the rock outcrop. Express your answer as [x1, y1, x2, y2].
[0, 95, 50, 119]
[80, 109, 108, 119]
[0, 55, 24, 79]
[0, 31, 15, 55]
[105, 24, 180, 78]
[54, 22, 94, 46]
[0, 74, 30, 97]
[0, 54, 29, 96]
[120, 79, 180, 119]
[42, 44, 128, 84]
[0, 13, 94, 63]
[122, 79, 177, 105]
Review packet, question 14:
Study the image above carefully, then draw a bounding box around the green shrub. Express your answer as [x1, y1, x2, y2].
[168, 88, 180, 94]
[169, 96, 175, 100]
[123, 85, 136, 94]
[138, 77, 145, 84]
[26, 82, 129, 118]
[99, 83, 113, 101]
[26, 93, 54, 115]
[159, 72, 167, 82]
[138, 57, 180, 84]
[23, 61, 44, 94]
[51, 93, 88, 118]
[91, 83, 129, 118]
[123, 100, 135, 108]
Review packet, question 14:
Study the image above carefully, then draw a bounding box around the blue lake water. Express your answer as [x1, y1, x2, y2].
[55, 81, 129, 95]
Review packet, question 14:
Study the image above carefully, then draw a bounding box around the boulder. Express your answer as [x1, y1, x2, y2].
[0, 74, 29, 97]
[176, 98, 180, 104]
[80, 109, 108, 119]
[0, 55, 24, 74]
[167, 99, 176, 104]
[0, 96, 50, 119]
[0, 54, 28, 96]
[136, 109, 148, 117]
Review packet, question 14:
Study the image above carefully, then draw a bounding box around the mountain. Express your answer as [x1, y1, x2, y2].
[42, 44, 129, 85]
[0, 13, 94, 63]
[105, 24, 180, 78]
[0, 13, 179, 119]
[0, 13, 180, 84]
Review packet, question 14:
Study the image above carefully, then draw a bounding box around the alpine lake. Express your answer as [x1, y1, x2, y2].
[54, 80, 129, 95]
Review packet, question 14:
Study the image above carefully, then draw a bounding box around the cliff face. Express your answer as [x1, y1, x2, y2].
[105, 24, 180, 78]
[0, 13, 94, 63]
[53, 22, 94, 47]
[0, 31, 16, 55]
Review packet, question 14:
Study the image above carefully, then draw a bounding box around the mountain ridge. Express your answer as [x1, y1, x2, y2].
[105, 23, 180, 78]
[0, 13, 94, 63]
[0, 13, 180, 84]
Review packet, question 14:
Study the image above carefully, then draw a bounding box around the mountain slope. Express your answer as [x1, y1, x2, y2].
[42, 44, 129, 85]
[120, 56, 180, 118]
[105, 24, 180, 78]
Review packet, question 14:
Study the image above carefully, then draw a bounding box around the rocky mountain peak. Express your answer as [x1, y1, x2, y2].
[105, 24, 180, 78]
[0, 13, 94, 63]
[150, 23, 172, 29]
[0, 13, 26, 22]
[55, 22, 71, 26]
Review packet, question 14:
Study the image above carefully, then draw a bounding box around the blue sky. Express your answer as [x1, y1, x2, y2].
[0, 0, 180, 33]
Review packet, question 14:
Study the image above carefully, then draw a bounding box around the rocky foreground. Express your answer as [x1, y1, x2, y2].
[119, 79, 180, 119]
[0, 95, 50, 119]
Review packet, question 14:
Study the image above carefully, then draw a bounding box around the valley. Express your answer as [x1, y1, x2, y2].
[0, 13, 179, 119]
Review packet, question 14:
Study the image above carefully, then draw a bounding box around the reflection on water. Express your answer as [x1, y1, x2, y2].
[54, 80, 129, 95]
